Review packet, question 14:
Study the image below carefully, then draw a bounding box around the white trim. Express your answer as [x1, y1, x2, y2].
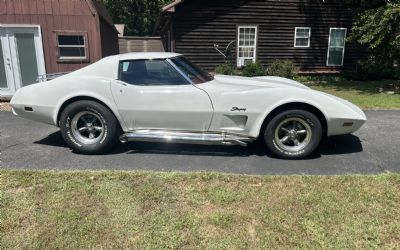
[0, 28, 16, 96]
[294, 27, 311, 48]
[326, 27, 347, 67]
[59, 56, 87, 60]
[236, 25, 258, 67]
[0, 24, 43, 28]
[0, 25, 46, 97]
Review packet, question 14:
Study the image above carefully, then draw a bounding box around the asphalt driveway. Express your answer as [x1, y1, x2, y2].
[0, 110, 399, 175]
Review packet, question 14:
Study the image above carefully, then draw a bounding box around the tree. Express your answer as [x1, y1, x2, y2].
[102, 0, 172, 36]
[348, 0, 400, 62]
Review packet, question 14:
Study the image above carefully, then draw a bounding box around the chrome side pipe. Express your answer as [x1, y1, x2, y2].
[119, 130, 254, 147]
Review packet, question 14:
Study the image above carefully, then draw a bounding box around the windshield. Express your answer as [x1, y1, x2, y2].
[170, 56, 213, 84]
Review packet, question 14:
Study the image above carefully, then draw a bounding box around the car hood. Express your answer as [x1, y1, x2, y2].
[210, 75, 310, 90]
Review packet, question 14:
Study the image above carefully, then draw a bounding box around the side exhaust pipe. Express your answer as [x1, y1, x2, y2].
[119, 130, 253, 147]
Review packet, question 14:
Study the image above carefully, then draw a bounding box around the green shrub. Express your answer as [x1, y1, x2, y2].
[242, 61, 265, 77]
[344, 56, 400, 81]
[266, 60, 298, 79]
[214, 62, 238, 75]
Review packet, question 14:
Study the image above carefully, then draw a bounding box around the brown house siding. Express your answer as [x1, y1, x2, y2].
[160, 0, 368, 72]
[0, 0, 118, 74]
[119, 37, 165, 54]
[99, 17, 120, 57]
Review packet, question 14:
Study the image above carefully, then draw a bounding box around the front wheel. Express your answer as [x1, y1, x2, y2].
[264, 109, 322, 159]
[60, 100, 119, 154]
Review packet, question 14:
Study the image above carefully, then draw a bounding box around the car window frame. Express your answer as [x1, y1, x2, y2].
[117, 58, 191, 86]
[168, 56, 213, 84]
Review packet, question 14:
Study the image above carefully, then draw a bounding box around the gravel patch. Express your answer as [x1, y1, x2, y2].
[0, 102, 12, 112]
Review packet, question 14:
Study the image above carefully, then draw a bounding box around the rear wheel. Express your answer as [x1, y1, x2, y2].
[264, 109, 322, 159]
[60, 100, 119, 154]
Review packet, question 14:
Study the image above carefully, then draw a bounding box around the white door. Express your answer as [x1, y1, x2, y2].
[0, 26, 46, 97]
[111, 59, 213, 131]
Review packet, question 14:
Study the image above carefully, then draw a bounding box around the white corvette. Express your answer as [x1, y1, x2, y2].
[10, 52, 366, 159]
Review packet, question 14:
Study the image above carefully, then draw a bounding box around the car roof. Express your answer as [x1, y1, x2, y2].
[119, 52, 182, 61]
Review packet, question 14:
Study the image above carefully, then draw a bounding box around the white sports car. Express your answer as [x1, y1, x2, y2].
[10, 52, 366, 159]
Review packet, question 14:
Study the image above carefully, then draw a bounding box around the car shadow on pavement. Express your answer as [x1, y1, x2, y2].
[35, 131, 363, 159]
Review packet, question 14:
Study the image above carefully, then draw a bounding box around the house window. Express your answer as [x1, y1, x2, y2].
[294, 27, 311, 47]
[327, 28, 347, 66]
[56, 33, 88, 60]
[237, 25, 257, 67]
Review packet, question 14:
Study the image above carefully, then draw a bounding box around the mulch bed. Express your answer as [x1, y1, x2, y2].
[0, 101, 12, 112]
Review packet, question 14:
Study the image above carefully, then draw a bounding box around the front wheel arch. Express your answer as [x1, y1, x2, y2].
[259, 102, 328, 139]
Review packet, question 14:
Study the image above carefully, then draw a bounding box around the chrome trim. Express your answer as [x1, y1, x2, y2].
[120, 130, 254, 147]
[166, 58, 194, 85]
[37, 72, 69, 82]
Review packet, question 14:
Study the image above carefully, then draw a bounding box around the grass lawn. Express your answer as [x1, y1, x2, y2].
[1, 171, 399, 249]
[297, 76, 400, 110]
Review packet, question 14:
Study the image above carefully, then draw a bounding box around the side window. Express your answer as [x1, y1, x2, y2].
[118, 59, 189, 86]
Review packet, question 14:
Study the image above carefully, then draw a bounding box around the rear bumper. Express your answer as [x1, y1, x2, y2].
[11, 103, 56, 126]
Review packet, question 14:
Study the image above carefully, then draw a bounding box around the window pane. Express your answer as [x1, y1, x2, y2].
[296, 28, 309, 37]
[59, 47, 86, 58]
[15, 33, 38, 86]
[0, 40, 8, 88]
[296, 29, 303, 37]
[171, 57, 213, 84]
[328, 48, 344, 66]
[296, 38, 309, 47]
[119, 59, 189, 86]
[330, 29, 346, 47]
[58, 35, 84, 46]
[249, 48, 254, 57]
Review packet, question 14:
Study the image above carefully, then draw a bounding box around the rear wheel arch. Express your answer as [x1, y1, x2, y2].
[259, 102, 328, 139]
[56, 96, 123, 129]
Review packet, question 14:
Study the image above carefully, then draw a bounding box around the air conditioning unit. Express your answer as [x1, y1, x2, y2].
[237, 58, 245, 67]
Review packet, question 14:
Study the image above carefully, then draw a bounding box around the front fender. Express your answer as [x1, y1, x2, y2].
[248, 89, 366, 138]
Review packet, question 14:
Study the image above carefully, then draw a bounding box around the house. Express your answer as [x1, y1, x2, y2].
[119, 36, 165, 54]
[0, 0, 119, 98]
[155, 0, 368, 73]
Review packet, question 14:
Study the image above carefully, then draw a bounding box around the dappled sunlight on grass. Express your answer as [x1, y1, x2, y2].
[296, 76, 400, 109]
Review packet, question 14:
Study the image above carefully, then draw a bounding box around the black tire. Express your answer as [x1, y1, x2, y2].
[59, 100, 119, 154]
[264, 109, 322, 159]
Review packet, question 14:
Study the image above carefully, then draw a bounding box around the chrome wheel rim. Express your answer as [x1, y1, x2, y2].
[71, 111, 105, 145]
[274, 117, 312, 152]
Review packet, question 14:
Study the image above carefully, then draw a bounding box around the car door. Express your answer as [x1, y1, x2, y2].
[110, 59, 213, 131]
